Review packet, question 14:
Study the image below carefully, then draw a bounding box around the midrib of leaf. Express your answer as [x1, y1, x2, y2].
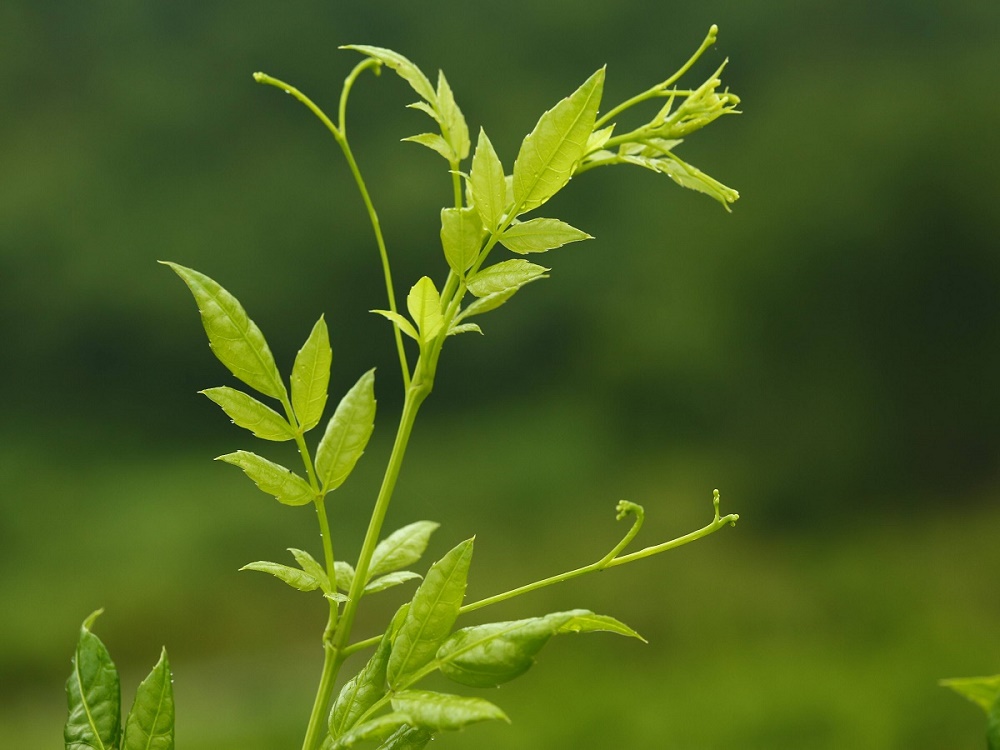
[438, 621, 527, 664]
[324, 395, 365, 489]
[142, 676, 169, 750]
[75, 656, 109, 750]
[395, 560, 466, 686]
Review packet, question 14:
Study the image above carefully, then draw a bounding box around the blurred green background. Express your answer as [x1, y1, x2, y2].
[2, 1, 999, 747]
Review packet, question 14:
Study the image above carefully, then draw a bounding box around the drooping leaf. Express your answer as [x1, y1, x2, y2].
[467, 259, 549, 298]
[329, 713, 414, 750]
[470, 129, 507, 231]
[200, 387, 295, 441]
[511, 68, 605, 214]
[447, 323, 483, 337]
[500, 218, 593, 254]
[216, 450, 315, 507]
[371, 310, 419, 341]
[162, 262, 286, 400]
[369, 521, 441, 581]
[435, 71, 470, 161]
[391, 691, 508, 732]
[623, 150, 738, 210]
[65, 610, 122, 750]
[365, 571, 422, 595]
[406, 277, 444, 343]
[406, 100, 440, 123]
[239, 561, 321, 592]
[387, 539, 474, 689]
[289, 548, 331, 593]
[376, 726, 433, 750]
[341, 45, 436, 105]
[440, 207, 485, 276]
[122, 649, 174, 750]
[315, 369, 377, 493]
[401, 133, 454, 162]
[456, 287, 519, 321]
[556, 612, 646, 641]
[291, 316, 332, 433]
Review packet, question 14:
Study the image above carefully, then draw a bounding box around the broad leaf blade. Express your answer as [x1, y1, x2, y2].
[557, 612, 646, 641]
[341, 45, 436, 105]
[388, 539, 474, 689]
[291, 316, 332, 433]
[391, 691, 508, 732]
[440, 207, 485, 276]
[500, 218, 592, 254]
[511, 68, 605, 214]
[470, 129, 507, 231]
[365, 570, 422, 595]
[369, 521, 441, 581]
[330, 713, 413, 750]
[401, 133, 454, 162]
[65, 610, 122, 750]
[216, 450, 315, 506]
[123, 648, 174, 750]
[436, 71, 470, 161]
[239, 561, 321, 592]
[200, 387, 295, 441]
[376, 726, 433, 750]
[288, 548, 331, 593]
[406, 277, 444, 343]
[315, 369, 377, 492]
[162, 262, 286, 400]
[467, 260, 549, 298]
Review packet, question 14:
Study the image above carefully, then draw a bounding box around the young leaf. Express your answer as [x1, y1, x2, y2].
[467, 259, 549, 298]
[371, 310, 420, 342]
[239, 561, 321, 592]
[586, 124, 615, 153]
[369, 521, 441, 581]
[162, 262, 287, 400]
[200, 387, 295, 441]
[216, 450, 316, 507]
[335, 561, 356, 592]
[447, 323, 483, 337]
[436, 71, 470, 161]
[557, 611, 646, 641]
[500, 218, 593, 254]
[456, 287, 518, 321]
[329, 713, 414, 750]
[341, 45, 436, 105]
[390, 691, 508, 732]
[365, 570, 422, 595]
[376, 726, 433, 750]
[633, 151, 739, 210]
[315, 369, 377, 493]
[401, 133, 454, 162]
[65, 609, 122, 750]
[387, 539, 474, 689]
[289, 548, 331, 593]
[122, 648, 174, 750]
[470, 129, 507, 231]
[406, 277, 444, 343]
[291, 316, 332, 433]
[440, 207, 485, 276]
[942, 675, 1000, 713]
[511, 67, 605, 214]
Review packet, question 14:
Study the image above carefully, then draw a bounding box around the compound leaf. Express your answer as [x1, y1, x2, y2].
[440, 206, 485, 276]
[391, 691, 508, 732]
[369, 521, 441, 581]
[122, 648, 174, 750]
[500, 218, 592, 254]
[162, 262, 286, 400]
[200, 387, 295, 442]
[406, 277, 444, 343]
[239, 561, 321, 592]
[315, 369, 376, 493]
[512, 68, 605, 214]
[467, 259, 549, 298]
[291, 316, 332, 433]
[65, 610, 122, 750]
[216, 450, 315, 507]
[388, 539, 474, 689]
[470, 129, 507, 231]
[341, 45, 436, 105]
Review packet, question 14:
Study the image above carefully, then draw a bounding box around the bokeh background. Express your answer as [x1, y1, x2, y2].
[2, 1, 999, 747]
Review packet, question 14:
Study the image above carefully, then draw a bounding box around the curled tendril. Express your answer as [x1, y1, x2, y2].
[600, 501, 646, 565]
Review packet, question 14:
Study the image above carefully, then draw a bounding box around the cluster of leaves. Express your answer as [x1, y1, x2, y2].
[942, 674, 1000, 749]
[65, 611, 174, 750]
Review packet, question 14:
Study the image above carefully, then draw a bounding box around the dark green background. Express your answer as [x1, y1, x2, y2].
[2, 1, 998, 747]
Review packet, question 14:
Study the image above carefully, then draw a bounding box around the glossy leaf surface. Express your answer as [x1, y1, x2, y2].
[447, 323, 483, 336]
[365, 570, 422, 594]
[470, 129, 507, 231]
[406, 277, 444, 342]
[289, 548, 331, 592]
[330, 713, 413, 750]
[376, 726, 432, 750]
[440, 206, 485, 276]
[315, 369, 376, 492]
[217, 450, 315, 506]
[65, 610, 122, 750]
[341, 45, 436, 105]
[291, 316, 332, 432]
[457, 287, 518, 320]
[500, 218, 592, 254]
[163, 262, 286, 400]
[369, 521, 440, 581]
[239, 560, 321, 592]
[123, 649, 174, 750]
[467, 259, 549, 298]
[391, 691, 508, 732]
[200, 386, 294, 441]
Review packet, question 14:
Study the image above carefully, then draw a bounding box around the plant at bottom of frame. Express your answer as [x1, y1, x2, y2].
[66, 25, 742, 750]
[942, 674, 1000, 749]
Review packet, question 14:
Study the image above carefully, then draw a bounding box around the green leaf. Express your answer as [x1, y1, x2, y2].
[330, 713, 414, 750]
[122, 649, 174, 750]
[376, 726, 433, 750]
[586, 124, 615, 153]
[435, 71, 470, 161]
[401, 133, 454, 162]
[162, 262, 286, 400]
[391, 691, 508, 732]
[239, 561, 321, 592]
[370, 521, 441, 581]
[200, 387, 295, 441]
[437, 609, 644, 688]
[990, 694, 1000, 750]
[624, 150, 738, 210]
[216, 450, 315, 506]
[341, 45, 436, 105]
[511, 67, 605, 214]
[942, 675, 1000, 713]
[406, 277, 444, 343]
[387, 539, 474, 689]
[406, 100, 440, 123]
[447, 323, 483, 337]
[289, 548, 331, 593]
[371, 310, 419, 341]
[65, 610, 122, 750]
[469, 129, 507, 231]
[315, 369, 377, 493]
[335, 561, 356, 592]
[467, 259, 549, 298]
[365, 571, 422, 595]
[440, 206, 485, 276]
[456, 287, 518, 321]
[291, 316, 332, 433]
[500, 218, 593, 254]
